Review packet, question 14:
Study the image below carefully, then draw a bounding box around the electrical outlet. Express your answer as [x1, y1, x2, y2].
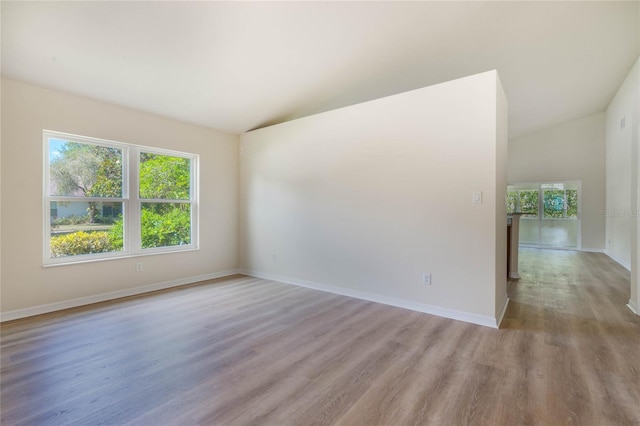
[272, 252, 277, 263]
[136, 262, 143, 272]
[423, 272, 431, 286]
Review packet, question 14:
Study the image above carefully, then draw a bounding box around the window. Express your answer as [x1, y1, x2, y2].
[541, 184, 578, 219]
[506, 189, 539, 218]
[507, 182, 580, 249]
[508, 184, 578, 220]
[44, 131, 198, 265]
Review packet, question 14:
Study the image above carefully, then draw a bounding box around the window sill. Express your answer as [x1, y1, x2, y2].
[43, 246, 199, 268]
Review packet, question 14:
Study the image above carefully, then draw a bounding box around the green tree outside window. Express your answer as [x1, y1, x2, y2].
[543, 190, 565, 218]
[49, 140, 193, 257]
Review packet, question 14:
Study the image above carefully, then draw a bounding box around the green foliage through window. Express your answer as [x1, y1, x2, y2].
[50, 231, 118, 257]
[141, 204, 191, 248]
[543, 190, 565, 218]
[506, 192, 518, 214]
[507, 186, 578, 220]
[139, 152, 191, 249]
[507, 190, 538, 218]
[49, 141, 123, 223]
[46, 132, 196, 261]
[566, 190, 578, 218]
[139, 153, 190, 200]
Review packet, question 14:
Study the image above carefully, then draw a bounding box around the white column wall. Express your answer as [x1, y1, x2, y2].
[240, 71, 508, 327]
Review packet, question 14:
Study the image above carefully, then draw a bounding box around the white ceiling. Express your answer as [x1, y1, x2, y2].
[2, 1, 638, 139]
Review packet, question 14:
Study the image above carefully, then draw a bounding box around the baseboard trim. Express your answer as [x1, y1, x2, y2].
[580, 248, 605, 253]
[240, 269, 501, 329]
[605, 252, 631, 271]
[0, 269, 241, 322]
[627, 300, 639, 315]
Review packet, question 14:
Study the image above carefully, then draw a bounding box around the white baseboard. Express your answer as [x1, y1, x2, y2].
[627, 300, 639, 315]
[240, 269, 502, 329]
[580, 248, 605, 253]
[0, 269, 241, 322]
[605, 252, 631, 271]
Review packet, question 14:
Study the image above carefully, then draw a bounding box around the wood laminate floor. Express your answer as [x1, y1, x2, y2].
[1, 249, 639, 425]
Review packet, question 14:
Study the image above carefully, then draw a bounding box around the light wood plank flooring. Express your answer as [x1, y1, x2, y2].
[1, 249, 639, 425]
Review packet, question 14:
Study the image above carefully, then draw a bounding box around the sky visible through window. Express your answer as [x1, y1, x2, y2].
[49, 138, 66, 161]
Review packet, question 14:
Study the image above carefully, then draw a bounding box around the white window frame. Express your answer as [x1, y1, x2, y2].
[44, 130, 199, 266]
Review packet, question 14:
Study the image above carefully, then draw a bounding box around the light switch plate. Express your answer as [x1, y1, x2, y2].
[472, 191, 482, 204]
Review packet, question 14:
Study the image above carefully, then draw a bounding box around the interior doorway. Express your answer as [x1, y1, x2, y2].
[507, 181, 581, 250]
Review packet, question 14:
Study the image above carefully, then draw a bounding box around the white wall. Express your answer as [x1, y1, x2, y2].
[508, 112, 606, 252]
[495, 77, 509, 320]
[0, 79, 240, 318]
[240, 71, 508, 327]
[606, 57, 639, 312]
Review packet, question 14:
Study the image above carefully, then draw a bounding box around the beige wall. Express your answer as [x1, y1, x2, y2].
[508, 112, 606, 252]
[0, 79, 240, 316]
[240, 71, 508, 326]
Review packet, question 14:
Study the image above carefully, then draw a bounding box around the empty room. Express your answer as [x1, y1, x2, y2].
[1, 1, 639, 425]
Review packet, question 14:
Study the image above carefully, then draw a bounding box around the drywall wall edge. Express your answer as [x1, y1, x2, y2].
[496, 296, 510, 329]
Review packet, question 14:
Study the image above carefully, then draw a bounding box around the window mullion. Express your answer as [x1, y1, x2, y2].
[128, 146, 140, 253]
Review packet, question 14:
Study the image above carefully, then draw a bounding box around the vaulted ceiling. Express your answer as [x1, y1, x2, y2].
[2, 1, 638, 139]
